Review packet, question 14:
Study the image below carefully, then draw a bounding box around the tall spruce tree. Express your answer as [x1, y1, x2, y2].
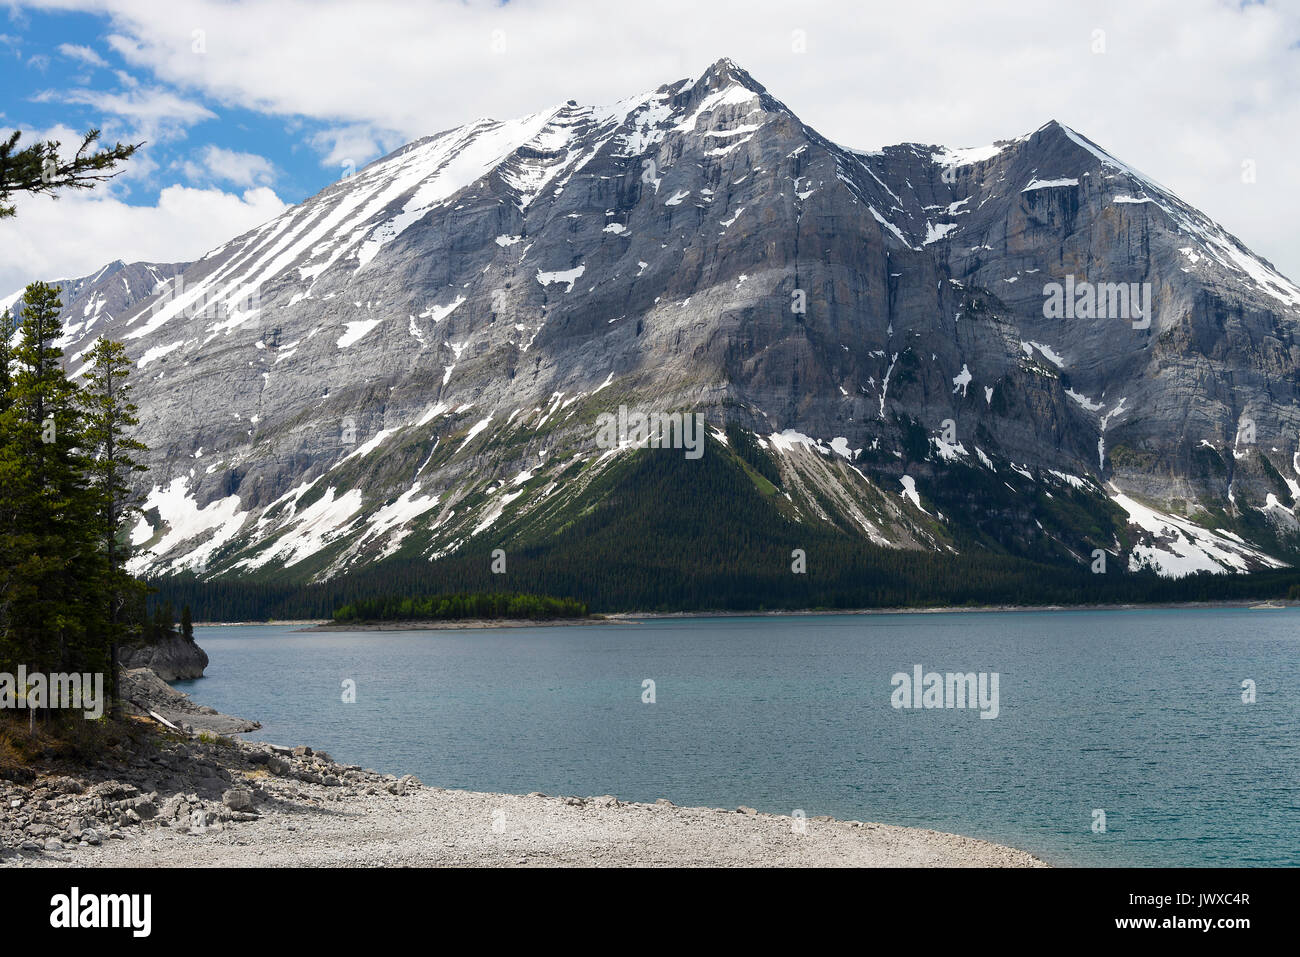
[81, 336, 149, 711]
[0, 311, 14, 665]
[0, 283, 106, 687]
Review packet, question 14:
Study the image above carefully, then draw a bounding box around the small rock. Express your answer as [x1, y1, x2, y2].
[222, 789, 253, 811]
[49, 777, 84, 795]
[737, 806, 758, 816]
[90, 782, 136, 800]
[388, 774, 419, 796]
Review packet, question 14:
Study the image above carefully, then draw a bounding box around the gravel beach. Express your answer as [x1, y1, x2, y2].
[6, 774, 1044, 867]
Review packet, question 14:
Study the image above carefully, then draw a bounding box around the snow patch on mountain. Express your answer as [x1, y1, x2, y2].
[536, 265, 585, 292]
[236, 486, 365, 571]
[337, 317, 384, 348]
[128, 478, 248, 576]
[1112, 489, 1284, 577]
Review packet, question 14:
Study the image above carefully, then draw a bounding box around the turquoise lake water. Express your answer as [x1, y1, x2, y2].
[174, 608, 1300, 866]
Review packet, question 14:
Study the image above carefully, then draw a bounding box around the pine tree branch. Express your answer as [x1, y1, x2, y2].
[0, 129, 142, 218]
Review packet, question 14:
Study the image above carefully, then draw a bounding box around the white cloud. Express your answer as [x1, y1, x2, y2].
[57, 42, 108, 68]
[1, 122, 86, 150]
[0, 184, 288, 296]
[17, 0, 1300, 276]
[40, 85, 215, 134]
[308, 123, 404, 171]
[182, 144, 275, 187]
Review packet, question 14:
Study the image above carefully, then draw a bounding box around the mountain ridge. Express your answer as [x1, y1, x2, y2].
[10, 57, 1300, 594]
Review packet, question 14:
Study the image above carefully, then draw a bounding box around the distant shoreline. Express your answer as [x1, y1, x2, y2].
[298, 617, 610, 632]
[609, 599, 1295, 619]
[195, 598, 1294, 629]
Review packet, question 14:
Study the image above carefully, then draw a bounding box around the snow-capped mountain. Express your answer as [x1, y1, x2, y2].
[19, 57, 1300, 585]
[2, 259, 188, 353]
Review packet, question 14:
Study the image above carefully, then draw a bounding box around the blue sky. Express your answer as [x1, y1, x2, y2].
[1, 4, 353, 224]
[3, 0, 1300, 295]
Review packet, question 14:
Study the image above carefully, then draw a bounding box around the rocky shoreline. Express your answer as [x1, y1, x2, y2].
[119, 667, 260, 735]
[0, 731, 427, 865]
[0, 669, 1047, 868]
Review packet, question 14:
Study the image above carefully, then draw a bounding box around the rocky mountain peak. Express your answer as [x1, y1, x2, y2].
[696, 56, 765, 91]
[15, 59, 1300, 586]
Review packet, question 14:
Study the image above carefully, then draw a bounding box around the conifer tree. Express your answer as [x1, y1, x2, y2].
[81, 336, 149, 711]
[0, 283, 104, 682]
[0, 311, 13, 664]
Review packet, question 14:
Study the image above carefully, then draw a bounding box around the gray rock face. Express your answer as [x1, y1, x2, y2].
[117, 632, 209, 680]
[26, 58, 1300, 580]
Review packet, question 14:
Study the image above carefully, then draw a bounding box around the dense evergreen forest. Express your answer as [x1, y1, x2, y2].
[331, 592, 589, 622]
[152, 554, 1300, 622]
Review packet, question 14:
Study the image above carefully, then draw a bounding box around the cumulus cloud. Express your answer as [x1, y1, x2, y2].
[308, 123, 404, 171]
[35, 85, 215, 140]
[0, 184, 288, 296]
[182, 144, 275, 187]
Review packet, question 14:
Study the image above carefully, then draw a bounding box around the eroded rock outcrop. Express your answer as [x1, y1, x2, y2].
[117, 633, 209, 681]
